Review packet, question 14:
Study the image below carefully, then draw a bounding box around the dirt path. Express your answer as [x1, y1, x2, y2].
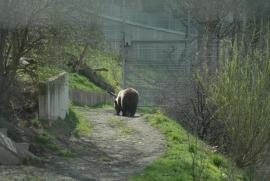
[0, 107, 166, 181]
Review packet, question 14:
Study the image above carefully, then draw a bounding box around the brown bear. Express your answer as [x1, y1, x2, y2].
[114, 88, 139, 117]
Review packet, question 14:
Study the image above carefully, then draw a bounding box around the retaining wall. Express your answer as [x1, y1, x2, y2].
[39, 72, 69, 121]
[69, 89, 113, 106]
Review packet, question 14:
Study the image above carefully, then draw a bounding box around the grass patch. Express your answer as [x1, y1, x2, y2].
[69, 73, 105, 93]
[129, 113, 246, 181]
[17, 65, 63, 82]
[85, 49, 122, 91]
[31, 115, 42, 128]
[38, 66, 63, 81]
[58, 148, 76, 157]
[71, 102, 112, 109]
[68, 106, 92, 137]
[22, 175, 41, 181]
[137, 107, 159, 114]
[211, 154, 228, 168]
[107, 117, 135, 135]
[36, 132, 59, 151]
[89, 103, 112, 109]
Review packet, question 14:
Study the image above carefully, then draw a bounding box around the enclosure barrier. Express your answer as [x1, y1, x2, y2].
[69, 89, 113, 106]
[38, 72, 69, 121]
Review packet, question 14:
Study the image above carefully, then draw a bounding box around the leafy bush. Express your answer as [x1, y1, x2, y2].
[211, 154, 227, 168]
[208, 37, 270, 168]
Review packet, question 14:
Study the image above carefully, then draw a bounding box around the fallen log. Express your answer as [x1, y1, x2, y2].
[78, 65, 115, 93]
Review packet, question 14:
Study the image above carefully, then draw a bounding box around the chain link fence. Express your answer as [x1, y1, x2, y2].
[123, 39, 197, 109]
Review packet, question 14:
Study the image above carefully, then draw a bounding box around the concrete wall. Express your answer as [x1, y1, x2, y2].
[39, 72, 69, 121]
[101, 16, 187, 51]
[95, 1, 185, 32]
[69, 89, 113, 106]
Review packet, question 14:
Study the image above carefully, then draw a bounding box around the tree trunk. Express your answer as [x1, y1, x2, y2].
[78, 65, 115, 93]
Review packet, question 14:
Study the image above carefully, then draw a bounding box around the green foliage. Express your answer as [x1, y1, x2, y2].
[36, 132, 59, 151]
[188, 144, 197, 154]
[85, 49, 122, 90]
[130, 113, 245, 181]
[137, 107, 159, 114]
[211, 154, 227, 168]
[58, 148, 76, 158]
[31, 115, 41, 128]
[37, 132, 76, 157]
[38, 66, 63, 81]
[69, 73, 104, 92]
[208, 37, 270, 167]
[88, 103, 112, 109]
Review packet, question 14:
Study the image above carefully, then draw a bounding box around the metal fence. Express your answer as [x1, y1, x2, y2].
[91, 0, 198, 110]
[123, 39, 196, 108]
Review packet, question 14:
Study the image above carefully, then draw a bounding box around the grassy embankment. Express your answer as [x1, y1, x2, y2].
[29, 67, 96, 155]
[130, 109, 246, 181]
[35, 105, 91, 157]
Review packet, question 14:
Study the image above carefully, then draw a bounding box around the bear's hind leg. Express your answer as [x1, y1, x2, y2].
[122, 110, 127, 117]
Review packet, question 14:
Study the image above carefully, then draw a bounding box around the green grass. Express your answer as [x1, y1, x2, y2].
[58, 148, 76, 157]
[17, 65, 63, 82]
[85, 49, 122, 91]
[129, 112, 246, 181]
[68, 105, 92, 137]
[19, 64, 106, 94]
[137, 107, 159, 115]
[31, 115, 41, 128]
[36, 128, 76, 158]
[35, 106, 92, 158]
[38, 66, 63, 81]
[107, 117, 135, 135]
[69, 73, 105, 93]
[89, 103, 112, 109]
[22, 175, 41, 181]
[36, 132, 59, 151]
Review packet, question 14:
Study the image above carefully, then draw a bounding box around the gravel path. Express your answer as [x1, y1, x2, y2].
[0, 107, 166, 181]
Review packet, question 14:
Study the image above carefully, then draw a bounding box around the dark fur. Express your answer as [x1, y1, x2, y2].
[114, 88, 139, 117]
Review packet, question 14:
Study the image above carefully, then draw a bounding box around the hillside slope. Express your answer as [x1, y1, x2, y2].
[130, 110, 246, 181]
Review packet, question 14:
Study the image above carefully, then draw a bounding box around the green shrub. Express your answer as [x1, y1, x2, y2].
[211, 154, 227, 168]
[208, 36, 270, 167]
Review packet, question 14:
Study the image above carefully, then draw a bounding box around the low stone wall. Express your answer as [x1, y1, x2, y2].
[39, 72, 69, 121]
[69, 89, 113, 106]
